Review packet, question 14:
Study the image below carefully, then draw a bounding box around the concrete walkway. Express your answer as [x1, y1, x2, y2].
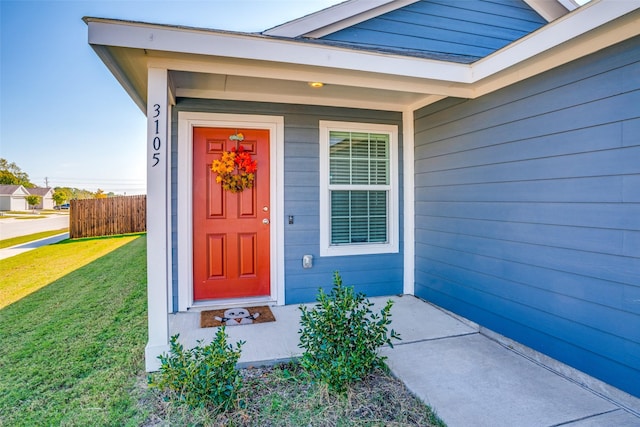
[0, 232, 69, 260]
[170, 295, 640, 427]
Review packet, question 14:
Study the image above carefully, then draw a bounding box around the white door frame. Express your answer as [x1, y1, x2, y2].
[177, 112, 285, 311]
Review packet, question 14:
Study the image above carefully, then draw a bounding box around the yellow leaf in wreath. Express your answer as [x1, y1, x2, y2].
[221, 151, 235, 163]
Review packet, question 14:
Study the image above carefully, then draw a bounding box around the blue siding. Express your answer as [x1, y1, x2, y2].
[413, 36, 640, 397]
[171, 100, 403, 305]
[319, 0, 546, 62]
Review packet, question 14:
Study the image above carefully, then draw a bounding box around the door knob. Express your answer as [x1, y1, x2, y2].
[262, 218, 270, 224]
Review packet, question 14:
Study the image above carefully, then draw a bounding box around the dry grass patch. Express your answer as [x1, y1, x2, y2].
[144, 363, 446, 426]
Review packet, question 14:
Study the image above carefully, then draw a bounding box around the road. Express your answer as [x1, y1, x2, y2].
[0, 214, 69, 239]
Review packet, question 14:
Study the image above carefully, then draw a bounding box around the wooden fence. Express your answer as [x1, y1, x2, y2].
[70, 195, 146, 238]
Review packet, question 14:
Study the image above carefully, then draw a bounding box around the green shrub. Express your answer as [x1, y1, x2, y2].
[149, 327, 244, 412]
[298, 271, 401, 393]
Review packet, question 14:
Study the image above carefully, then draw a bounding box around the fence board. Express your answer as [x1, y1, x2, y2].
[69, 195, 146, 238]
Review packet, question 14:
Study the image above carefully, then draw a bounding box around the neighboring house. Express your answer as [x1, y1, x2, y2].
[85, 0, 640, 398]
[28, 187, 55, 210]
[0, 184, 30, 211]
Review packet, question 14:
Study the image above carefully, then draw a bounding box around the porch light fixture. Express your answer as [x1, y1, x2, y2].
[308, 81, 324, 88]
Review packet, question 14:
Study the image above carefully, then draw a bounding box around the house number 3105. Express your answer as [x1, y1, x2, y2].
[151, 103, 162, 167]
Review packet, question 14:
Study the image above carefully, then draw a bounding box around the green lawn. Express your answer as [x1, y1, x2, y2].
[0, 235, 148, 426]
[0, 235, 140, 308]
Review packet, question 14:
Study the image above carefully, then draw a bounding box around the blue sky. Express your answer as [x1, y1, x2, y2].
[1, 0, 341, 194]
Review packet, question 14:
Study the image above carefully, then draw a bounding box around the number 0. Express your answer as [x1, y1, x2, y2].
[153, 137, 161, 150]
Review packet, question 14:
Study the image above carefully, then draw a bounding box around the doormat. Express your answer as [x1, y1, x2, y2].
[200, 306, 276, 328]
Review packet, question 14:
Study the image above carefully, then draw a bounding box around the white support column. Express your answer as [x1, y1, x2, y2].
[403, 109, 415, 296]
[145, 67, 170, 371]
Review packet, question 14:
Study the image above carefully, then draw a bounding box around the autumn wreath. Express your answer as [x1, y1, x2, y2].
[211, 145, 258, 193]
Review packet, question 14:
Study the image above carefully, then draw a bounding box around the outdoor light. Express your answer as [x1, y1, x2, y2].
[308, 82, 324, 88]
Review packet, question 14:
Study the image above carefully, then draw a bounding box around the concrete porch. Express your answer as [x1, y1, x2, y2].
[169, 295, 640, 427]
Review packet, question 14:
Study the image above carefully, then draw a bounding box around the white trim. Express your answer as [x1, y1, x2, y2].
[402, 110, 415, 296]
[174, 88, 410, 112]
[472, 0, 640, 82]
[319, 120, 399, 257]
[266, 0, 571, 38]
[556, 0, 581, 12]
[177, 112, 285, 311]
[302, 0, 420, 39]
[86, 19, 472, 83]
[145, 67, 170, 372]
[166, 103, 174, 313]
[263, 0, 396, 37]
[523, 0, 570, 22]
[146, 57, 472, 97]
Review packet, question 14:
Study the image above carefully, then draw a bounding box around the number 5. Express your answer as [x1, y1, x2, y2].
[152, 153, 160, 167]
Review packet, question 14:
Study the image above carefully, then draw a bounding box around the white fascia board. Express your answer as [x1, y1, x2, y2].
[523, 0, 570, 22]
[473, 7, 640, 97]
[301, 0, 421, 39]
[557, 0, 580, 12]
[263, 0, 393, 37]
[472, 0, 640, 82]
[86, 19, 471, 84]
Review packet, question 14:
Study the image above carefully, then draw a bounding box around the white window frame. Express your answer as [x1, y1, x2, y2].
[319, 120, 399, 257]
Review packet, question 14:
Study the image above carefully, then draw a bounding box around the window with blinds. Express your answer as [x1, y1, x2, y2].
[319, 121, 399, 257]
[329, 131, 389, 245]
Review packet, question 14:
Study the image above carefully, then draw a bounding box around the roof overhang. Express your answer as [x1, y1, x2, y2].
[85, 0, 640, 114]
[263, 0, 576, 38]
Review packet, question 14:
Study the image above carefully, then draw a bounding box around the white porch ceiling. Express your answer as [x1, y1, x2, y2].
[169, 70, 440, 111]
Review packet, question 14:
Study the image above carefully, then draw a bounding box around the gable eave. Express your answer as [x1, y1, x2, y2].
[263, 0, 574, 39]
[84, 16, 473, 86]
[473, 0, 640, 84]
[263, 0, 421, 39]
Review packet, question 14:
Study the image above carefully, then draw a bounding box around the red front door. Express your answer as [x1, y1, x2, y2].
[192, 127, 270, 301]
